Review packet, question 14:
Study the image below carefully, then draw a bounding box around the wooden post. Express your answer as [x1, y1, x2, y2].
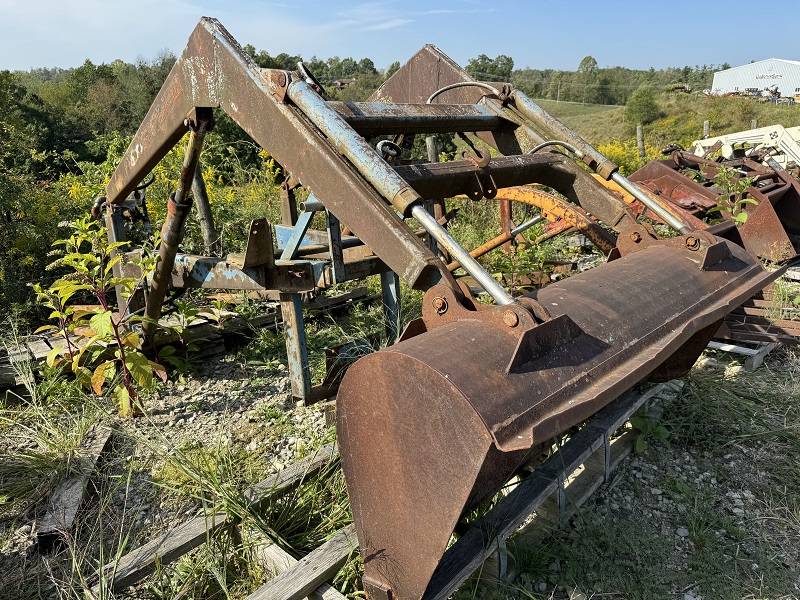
[703, 120, 710, 138]
[636, 124, 646, 164]
[751, 119, 758, 129]
[192, 166, 219, 255]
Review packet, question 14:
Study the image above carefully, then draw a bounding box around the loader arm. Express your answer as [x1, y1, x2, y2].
[105, 17, 444, 289]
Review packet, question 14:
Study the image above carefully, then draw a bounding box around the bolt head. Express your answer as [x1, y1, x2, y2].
[630, 231, 642, 243]
[502, 310, 519, 327]
[432, 296, 448, 314]
[277, 72, 287, 87]
[685, 236, 700, 250]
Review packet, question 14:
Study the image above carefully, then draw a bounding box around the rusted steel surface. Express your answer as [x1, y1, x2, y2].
[715, 291, 800, 345]
[328, 101, 504, 135]
[370, 44, 540, 155]
[338, 232, 775, 599]
[143, 109, 211, 338]
[627, 152, 800, 262]
[106, 18, 443, 290]
[374, 45, 641, 234]
[104, 22, 789, 598]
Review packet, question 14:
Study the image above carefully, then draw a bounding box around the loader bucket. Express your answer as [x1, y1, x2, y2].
[337, 234, 775, 600]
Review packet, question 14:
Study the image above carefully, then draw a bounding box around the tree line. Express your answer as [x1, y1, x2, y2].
[0, 45, 728, 321]
[468, 54, 728, 105]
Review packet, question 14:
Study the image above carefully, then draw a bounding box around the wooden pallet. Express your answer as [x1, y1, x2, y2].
[706, 340, 777, 371]
[1, 287, 376, 393]
[90, 382, 676, 599]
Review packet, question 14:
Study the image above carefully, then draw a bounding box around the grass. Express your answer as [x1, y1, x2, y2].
[533, 98, 627, 145]
[4, 324, 800, 600]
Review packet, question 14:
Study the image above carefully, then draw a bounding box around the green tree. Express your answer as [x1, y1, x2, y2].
[578, 55, 598, 104]
[466, 54, 514, 82]
[625, 85, 661, 125]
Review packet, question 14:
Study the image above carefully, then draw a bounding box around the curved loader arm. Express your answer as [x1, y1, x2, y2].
[105, 17, 444, 290]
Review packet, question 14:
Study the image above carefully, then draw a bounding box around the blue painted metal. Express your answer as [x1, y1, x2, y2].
[172, 254, 266, 289]
[274, 225, 318, 250]
[280, 209, 315, 261]
[275, 225, 367, 254]
[380, 270, 401, 343]
[280, 291, 312, 402]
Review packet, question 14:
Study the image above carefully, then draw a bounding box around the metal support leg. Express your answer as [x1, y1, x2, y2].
[380, 270, 401, 344]
[280, 180, 298, 226]
[326, 210, 346, 283]
[280, 292, 312, 403]
[500, 198, 513, 253]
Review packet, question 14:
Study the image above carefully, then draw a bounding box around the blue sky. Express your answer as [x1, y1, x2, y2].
[1, 1, 799, 73]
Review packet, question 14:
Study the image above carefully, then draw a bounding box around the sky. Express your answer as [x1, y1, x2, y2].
[2, 0, 799, 73]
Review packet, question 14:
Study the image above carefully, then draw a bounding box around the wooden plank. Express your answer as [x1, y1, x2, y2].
[707, 340, 761, 356]
[245, 525, 357, 600]
[422, 383, 671, 600]
[531, 429, 638, 530]
[247, 529, 348, 600]
[0, 362, 21, 388]
[98, 512, 228, 592]
[26, 338, 53, 360]
[244, 444, 337, 506]
[37, 425, 113, 551]
[96, 444, 338, 593]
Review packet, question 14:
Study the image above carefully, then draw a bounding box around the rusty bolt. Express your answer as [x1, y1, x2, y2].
[276, 72, 287, 87]
[502, 310, 519, 328]
[685, 236, 700, 250]
[629, 231, 642, 243]
[432, 296, 448, 314]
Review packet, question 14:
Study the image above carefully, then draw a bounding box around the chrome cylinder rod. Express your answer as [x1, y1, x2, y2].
[447, 215, 543, 272]
[286, 79, 421, 215]
[412, 205, 515, 305]
[288, 77, 516, 305]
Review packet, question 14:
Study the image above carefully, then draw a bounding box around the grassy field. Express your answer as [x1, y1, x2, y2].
[533, 99, 627, 145]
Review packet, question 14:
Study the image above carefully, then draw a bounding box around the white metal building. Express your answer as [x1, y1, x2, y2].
[712, 59, 800, 96]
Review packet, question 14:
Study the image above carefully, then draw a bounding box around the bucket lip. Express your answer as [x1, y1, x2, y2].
[348, 243, 776, 454]
[492, 248, 777, 451]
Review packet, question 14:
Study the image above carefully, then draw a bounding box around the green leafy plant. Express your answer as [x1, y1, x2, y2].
[199, 298, 234, 327]
[707, 165, 757, 226]
[33, 217, 165, 416]
[629, 414, 670, 453]
[153, 299, 205, 374]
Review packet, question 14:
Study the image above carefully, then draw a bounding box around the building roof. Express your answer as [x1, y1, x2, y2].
[719, 58, 800, 73]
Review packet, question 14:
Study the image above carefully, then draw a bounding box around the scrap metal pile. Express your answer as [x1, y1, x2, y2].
[100, 18, 779, 600]
[611, 129, 800, 345]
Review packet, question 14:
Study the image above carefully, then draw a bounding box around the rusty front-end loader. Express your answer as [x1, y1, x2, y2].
[101, 20, 776, 600]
